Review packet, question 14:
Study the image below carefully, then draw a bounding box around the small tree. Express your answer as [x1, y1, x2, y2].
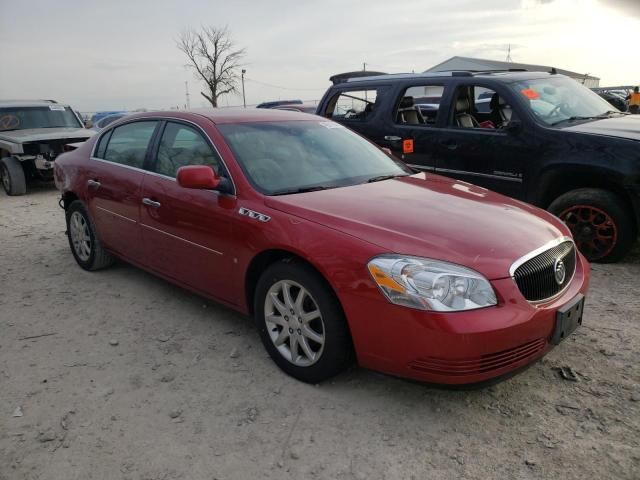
[177, 25, 246, 108]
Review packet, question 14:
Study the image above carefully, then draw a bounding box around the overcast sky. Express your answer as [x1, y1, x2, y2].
[0, 0, 638, 112]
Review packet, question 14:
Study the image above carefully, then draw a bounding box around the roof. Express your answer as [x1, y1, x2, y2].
[0, 99, 69, 108]
[127, 107, 318, 125]
[425, 56, 599, 80]
[329, 70, 558, 86]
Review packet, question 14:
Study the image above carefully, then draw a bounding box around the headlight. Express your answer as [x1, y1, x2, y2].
[367, 255, 497, 312]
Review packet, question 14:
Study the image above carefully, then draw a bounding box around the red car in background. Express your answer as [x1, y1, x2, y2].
[54, 109, 590, 385]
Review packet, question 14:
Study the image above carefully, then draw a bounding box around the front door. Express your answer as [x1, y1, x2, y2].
[139, 120, 237, 303]
[433, 84, 532, 199]
[85, 120, 159, 260]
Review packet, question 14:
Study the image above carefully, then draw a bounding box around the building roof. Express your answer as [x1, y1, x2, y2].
[425, 56, 599, 80]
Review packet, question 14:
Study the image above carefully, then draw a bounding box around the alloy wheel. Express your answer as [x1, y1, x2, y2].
[69, 211, 92, 262]
[264, 280, 325, 367]
[559, 205, 617, 261]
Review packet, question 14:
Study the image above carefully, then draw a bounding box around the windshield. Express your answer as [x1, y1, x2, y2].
[217, 121, 411, 195]
[0, 106, 82, 131]
[510, 76, 619, 126]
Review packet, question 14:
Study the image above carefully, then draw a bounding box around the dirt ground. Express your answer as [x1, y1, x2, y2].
[0, 187, 638, 480]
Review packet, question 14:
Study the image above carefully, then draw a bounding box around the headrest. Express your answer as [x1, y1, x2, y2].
[399, 96, 414, 109]
[455, 97, 470, 112]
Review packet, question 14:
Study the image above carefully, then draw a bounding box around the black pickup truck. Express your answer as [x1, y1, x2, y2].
[316, 71, 640, 262]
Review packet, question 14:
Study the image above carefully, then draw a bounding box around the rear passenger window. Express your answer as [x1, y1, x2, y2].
[325, 90, 378, 121]
[394, 85, 444, 126]
[94, 130, 112, 159]
[153, 122, 221, 178]
[103, 121, 157, 168]
[450, 85, 512, 130]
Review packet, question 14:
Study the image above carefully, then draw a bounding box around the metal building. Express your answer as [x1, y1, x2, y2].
[425, 56, 600, 88]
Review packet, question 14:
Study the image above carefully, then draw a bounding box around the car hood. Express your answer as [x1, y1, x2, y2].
[264, 173, 570, 280]
[563, 115, 640, 141]
[0, 128, 93, 144]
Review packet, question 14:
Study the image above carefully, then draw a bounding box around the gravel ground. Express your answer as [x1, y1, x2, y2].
[1, 187, 639, 480]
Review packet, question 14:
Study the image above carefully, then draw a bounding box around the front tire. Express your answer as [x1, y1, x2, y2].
[549, 188, 636, 263]
[1, 156, 27, 196]
[254, 260, 353, 383]
[65, 200, 115, 271]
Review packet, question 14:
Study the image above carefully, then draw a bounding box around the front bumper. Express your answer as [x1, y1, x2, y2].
[341, 252, 590, 385]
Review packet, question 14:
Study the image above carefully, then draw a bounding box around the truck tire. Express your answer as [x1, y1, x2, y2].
[65, 200, 115, 271]
[549, 188, 636, 263]
[1, 156, 27, 196]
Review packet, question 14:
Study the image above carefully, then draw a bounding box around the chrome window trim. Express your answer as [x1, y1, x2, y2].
[90, 116, 237, 196]
[139, 223, 223, 256]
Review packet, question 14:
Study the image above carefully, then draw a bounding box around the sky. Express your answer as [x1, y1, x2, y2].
[0, 0, 638, 112]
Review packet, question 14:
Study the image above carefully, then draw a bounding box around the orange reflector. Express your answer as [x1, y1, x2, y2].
[368, 265, 406, 293]
[521, 88, 540, 100]
[402, 139, 414, 154]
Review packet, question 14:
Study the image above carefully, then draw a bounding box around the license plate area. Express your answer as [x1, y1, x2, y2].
[551, 294, 585, 345]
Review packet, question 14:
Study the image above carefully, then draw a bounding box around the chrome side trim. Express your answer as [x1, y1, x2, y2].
[238, 207, 271, 222]
[509, 236, 574, 277]
[140, 223, 223, 256]
[90, 116, 237, 195]
[95, 206, 137, 224]
[437, 168, 523, 183]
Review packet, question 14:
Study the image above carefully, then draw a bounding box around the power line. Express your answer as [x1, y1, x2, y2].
[243, 77, 327, 91]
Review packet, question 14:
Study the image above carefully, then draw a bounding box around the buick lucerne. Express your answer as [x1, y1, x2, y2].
[54, 109, 590, 385]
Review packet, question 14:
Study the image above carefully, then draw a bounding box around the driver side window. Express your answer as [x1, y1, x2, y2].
[450, 85, 513, 131]
[153, 122, 221, 178]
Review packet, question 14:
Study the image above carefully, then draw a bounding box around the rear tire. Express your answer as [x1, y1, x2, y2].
[1, 156, 27, 196]
[254, 260, 353, 383]
[549, 188, 636, 263]
[65, 200, 115, 271]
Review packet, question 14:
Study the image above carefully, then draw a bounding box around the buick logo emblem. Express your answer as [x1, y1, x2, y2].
[554, 258, 566, 285]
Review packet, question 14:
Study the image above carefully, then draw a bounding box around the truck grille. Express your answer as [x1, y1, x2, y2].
[513, 240, 576, 302]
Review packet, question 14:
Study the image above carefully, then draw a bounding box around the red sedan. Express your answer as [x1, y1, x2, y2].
[54, 109, 590, 385]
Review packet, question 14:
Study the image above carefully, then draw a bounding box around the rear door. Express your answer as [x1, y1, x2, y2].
[86, 120, 159, 260]
[139, 120, 237, 303]
[379, 83, 449, 172]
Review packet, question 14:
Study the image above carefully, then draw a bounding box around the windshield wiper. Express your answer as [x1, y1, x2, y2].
[551, 115, 604, 126]
[271, 185, 330, 196]
[366, 174, 407, 183]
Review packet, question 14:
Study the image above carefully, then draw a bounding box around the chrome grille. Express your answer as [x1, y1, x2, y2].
[512, 240, 576, 302]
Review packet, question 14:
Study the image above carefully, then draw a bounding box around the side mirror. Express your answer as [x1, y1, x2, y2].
[177, 165, 232, 194]
[505, 119, 522, 134]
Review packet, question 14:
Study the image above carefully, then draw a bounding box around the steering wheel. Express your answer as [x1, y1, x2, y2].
[0, 114, 20, 130]
[344, 109, 358, 119]
[545, 102, 570, 118]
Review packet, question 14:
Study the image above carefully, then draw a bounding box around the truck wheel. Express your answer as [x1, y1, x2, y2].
[1, 156, 27, 196]
[549, 188, 636, 263]
[65, 200, 115, 271]
[254, 260, 354, 383]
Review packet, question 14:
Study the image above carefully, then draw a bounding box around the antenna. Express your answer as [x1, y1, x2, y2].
[506, 44, 513, 62]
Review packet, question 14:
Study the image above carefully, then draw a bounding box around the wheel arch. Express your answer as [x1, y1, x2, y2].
[61, 190, 80, 210]
[536, 167, 637, 228]
[244, 248, 342, 317]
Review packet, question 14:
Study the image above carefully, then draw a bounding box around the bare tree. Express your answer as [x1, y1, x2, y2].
[177, 26, 246, 108]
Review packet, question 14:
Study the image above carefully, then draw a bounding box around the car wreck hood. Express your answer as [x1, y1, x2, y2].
[265, 173, 571, 280]
[0, 128, 93, 144]
[563, 114, 640, 141]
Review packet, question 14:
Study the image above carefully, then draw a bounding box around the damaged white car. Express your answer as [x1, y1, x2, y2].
[0, 100, 93, 195]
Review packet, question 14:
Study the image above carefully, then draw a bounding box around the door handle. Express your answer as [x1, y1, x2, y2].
[87, 179, 101, 188]
[441, 140, 458, 150]
[384, 135, 402, 142]
[142, 198, 161, 208]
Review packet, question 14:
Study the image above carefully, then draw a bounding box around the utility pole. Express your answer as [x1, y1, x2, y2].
[506, 44, 513, 63]
[185, 81, 191, 110]
[363, 62, 367, 102]
[241, 69, 247, 108]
